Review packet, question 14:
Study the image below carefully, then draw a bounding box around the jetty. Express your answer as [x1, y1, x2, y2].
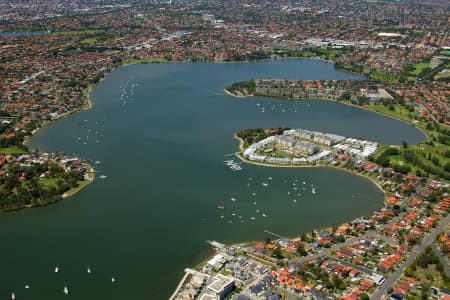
[264, 229, 288, 240]
[206, 240, 226, 249]
[169, 268, 205, 300]
[224, 152, 238, 157]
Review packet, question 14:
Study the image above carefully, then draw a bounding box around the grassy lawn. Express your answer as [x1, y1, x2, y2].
[434, 71, 450, 80]
[410, 62, 431, 76]
[365, 105, 419, 128]
[63, 180, 92, 198]
[50, 30, 101, 36]
[80, 38, 97, 44]
[39, 178, 59, 189]
[121, 57, 168, 65]
[364, 103, 450, 181]
[0, 147, 27, 155]
[414, 264, 447, 289]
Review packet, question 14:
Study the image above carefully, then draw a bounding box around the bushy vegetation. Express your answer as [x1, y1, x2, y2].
[225, 79, 256, 95]
[237, 127, 289, 147]
[0, 163, 83, 212]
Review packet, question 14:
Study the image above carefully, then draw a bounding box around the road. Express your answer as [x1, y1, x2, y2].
[371, 214, 450, 300]
[293, 235, 361, 264]
[326, 256, 373, 275]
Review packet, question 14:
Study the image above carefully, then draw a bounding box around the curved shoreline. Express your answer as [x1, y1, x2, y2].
[233, 134, 385, 194]
[224, 88, 429, 145]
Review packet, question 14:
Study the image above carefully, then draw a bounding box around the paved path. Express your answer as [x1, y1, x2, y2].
[371, 214, 450, 300]
[169, 268, 207, 300]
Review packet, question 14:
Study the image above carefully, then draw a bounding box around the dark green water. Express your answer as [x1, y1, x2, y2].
[1, 60, 424, 299]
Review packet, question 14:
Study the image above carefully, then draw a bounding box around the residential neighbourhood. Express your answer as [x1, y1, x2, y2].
[0, 0, 448, 299]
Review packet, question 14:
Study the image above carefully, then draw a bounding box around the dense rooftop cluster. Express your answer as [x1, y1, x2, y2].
[0, 0, 449, 299]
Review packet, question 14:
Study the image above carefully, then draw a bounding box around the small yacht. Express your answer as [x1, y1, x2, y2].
[99, 175, 107, 179]
[25, 285, 30, 289]
[111, 277, 116, 283]
[11, 292, 15, 300]
[63, 285, 69, 295]
[87, 266, 91, 274]
[312, 188, 316, 194]
[230, 197, 236, 202]
[250, 217, 256, 220]
[262, 183, 268, 187]
[54, 267, 59, 273]
[262, 214, 267, 217]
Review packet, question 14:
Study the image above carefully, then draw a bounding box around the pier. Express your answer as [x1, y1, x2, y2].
[224, 152, 238, 157]
[206, 240, 226, 249]
[264, 229, 288, 240]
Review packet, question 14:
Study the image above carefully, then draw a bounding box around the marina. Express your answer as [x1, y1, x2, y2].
[224, 159, 242, 171]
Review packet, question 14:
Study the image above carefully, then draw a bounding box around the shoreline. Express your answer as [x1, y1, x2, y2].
[233, 134, 386, 194]
[224, 88, 429, 144]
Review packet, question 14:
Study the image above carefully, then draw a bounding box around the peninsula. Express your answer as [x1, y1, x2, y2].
[169, 82, 450, 300]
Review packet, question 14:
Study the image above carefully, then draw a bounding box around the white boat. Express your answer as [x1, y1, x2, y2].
[256, 210, 260, 213]
[87, 266, 91, 274]
[312, 188, 316, 194]
[111, 277, 115, 283]
[262, 183, 268, 187]
[268, 177, 272, 180]
[293, 200, 297, 203]
[99, 175, 107, 179]
[262, 214, 267, 217]
[63, 285, 69, 295]
[251, 217, 256, 220]
[95, 161, 101, 164]
[55, 267, 59, 273]
[11, 292, 15, 300]
[230, 197, 236, 202]
[252, 192, 256, 196]
[25, 285, 30, 289]
[253, 202, 256, 205]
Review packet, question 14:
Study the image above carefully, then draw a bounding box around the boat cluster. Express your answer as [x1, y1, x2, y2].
[224, 159, 242, 171]
[215, 175, 318, 224]
[10, 266, 116, 299]
[75, 119, 103, 145]
[119, 80, 139, 107]
[255, 101, 307, 114]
